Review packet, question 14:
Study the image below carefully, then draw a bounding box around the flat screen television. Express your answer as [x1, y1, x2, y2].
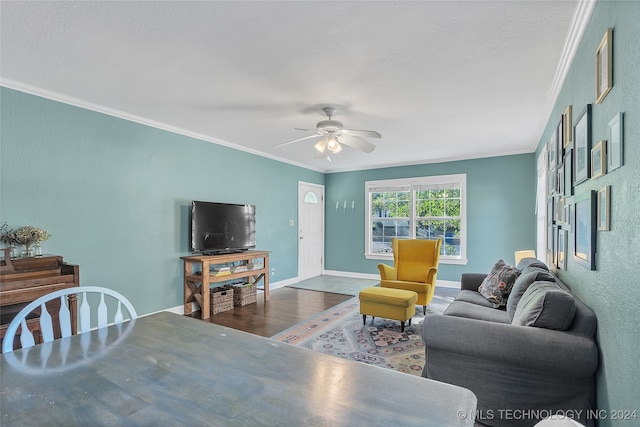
[191, 201, 256, 254]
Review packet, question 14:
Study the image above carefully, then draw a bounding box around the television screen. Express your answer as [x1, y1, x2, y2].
[191, 201, 256, 254]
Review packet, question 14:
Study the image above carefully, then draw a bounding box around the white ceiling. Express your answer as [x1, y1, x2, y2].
[1, 1, 592, 173]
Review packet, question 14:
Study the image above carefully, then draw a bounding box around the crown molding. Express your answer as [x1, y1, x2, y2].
[538, 0, 596, 140]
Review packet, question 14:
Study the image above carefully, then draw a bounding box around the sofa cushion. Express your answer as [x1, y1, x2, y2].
[444, 301, 510, 324]
[516, 257, 549, 271]
[506, 268, 556, 322]
[454, 290, 495, 308]
[512, 281, 576, 330]
[478, 259, 520, 308]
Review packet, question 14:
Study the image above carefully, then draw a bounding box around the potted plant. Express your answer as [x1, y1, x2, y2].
[0, 222, 19, 258]
[14, 226, 51, 257]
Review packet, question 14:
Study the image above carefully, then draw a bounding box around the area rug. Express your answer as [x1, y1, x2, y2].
[271, 294, 453, 376]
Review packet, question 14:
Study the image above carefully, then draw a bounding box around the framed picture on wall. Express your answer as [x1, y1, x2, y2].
[557, 164, 565, 196]
[556, 119, 564, 158]
[563, 149, 573, 196]
[591, 140, 606, 179]
[596, 28, 613, 104]
[598, 186, 611, 231]
[573, 190, 596, 270]
[551, 225, 559, 269]
[547, 198, 554, 253]
[557, 228, 568, 270]
[562, 106, 572, 149]
[548, 132, 557, 170]
[608, 112, 624, 171]
[573, 104, 592, 186]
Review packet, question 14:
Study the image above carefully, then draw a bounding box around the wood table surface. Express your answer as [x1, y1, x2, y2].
[1, 311, 476, 426]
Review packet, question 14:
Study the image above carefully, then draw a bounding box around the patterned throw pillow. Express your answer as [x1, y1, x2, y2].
[478, 260, 520, 308]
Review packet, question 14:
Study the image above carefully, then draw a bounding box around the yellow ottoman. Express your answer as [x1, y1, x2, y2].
[358, 287, 418, 332]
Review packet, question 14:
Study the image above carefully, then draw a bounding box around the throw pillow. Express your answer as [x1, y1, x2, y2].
[507, 268, 556, 322]
[512, 281, 576, 330]
[478, 259, 520, 308]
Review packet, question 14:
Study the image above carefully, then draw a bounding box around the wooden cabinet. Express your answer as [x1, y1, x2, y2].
[1, 251, 79, 351]
[181, 251, 269, 320]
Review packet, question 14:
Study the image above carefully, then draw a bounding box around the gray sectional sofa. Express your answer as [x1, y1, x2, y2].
[422, 258, 598, 427]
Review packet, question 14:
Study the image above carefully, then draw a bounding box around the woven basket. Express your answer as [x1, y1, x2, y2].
[210, 286, 234, 315]
[226, 283, 257, 306]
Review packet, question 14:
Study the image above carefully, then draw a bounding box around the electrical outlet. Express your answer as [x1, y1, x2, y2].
[271, 268, 276, 276]
[289, 219, 295, 227]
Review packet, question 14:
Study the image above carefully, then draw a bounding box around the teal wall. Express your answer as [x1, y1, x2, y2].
[534, 1, 639, 424]
[324, 154, 536, 280]
[0, 87, 324, 315]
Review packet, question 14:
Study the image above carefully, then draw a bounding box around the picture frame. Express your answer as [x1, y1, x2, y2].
[573, 190, 596, 270]
[595, 28, 613, 104]
[548, 168, 557, 195]
[562, 106, 572, 149]
[573, 104, 592, 186]
[556, 119, 564, 159]
[557, 228, 568, 270]
[557, 164, 565, 196]
[548, 132, 557, 171]
[557, 196, 565, 224]
[547, 198, 554, 253]
[591, 140, 606, 179]
[551, 225, 559, 269]
[608, 112, 624, 171]
[597, 186, 611, 231]
[563, 149, 573, 196]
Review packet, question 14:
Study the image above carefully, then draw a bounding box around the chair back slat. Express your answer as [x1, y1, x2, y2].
[114, 301, 124, 324]
[79, 293, 91, 334]
[18, 319, 35, 349]
[38, 302, 54, 343]
[58, 296, 72, 338]
[3, 286, 137, 353]
[97, 293, 108, 328]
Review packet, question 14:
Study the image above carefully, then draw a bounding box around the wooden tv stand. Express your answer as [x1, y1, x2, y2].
[181, 250, 270, 320]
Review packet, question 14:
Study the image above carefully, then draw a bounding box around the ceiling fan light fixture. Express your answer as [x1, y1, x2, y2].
[327, 136, 342, 153]
[314, 139, 327, 153]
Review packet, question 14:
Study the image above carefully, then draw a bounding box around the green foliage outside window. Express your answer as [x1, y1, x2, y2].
[370, 188, 462, 256]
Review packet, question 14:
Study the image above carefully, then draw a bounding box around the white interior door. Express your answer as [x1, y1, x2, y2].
[298, 182, 324, 280]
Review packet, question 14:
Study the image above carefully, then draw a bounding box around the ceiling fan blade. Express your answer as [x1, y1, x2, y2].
[294, 127, 318, 132]
[273, 134, 321, 148]
[342, 129, 382, 139]
[339, 135, 376, 153]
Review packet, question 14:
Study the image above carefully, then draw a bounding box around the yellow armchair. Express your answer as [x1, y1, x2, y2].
[378, 238, 443, 315]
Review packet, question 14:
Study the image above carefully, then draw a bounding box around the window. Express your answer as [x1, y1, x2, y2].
[303, 191, 318, 204]
[365, 174, 467, 264]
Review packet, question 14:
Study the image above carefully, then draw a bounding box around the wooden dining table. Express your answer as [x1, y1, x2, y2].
[1, 311, 477, 426]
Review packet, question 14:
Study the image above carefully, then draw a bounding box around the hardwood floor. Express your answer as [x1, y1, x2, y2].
[189, 287, 353, 337]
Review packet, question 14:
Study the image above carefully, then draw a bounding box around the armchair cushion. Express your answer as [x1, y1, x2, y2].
[478, 259, 520, 308]
[512, 281, 576, 330]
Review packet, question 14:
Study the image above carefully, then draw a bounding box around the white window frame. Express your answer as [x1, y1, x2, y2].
[364, 174, 467, 265]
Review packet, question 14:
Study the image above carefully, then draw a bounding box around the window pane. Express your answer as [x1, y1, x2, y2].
[443, 220, 461, 256]
[432, 199, 445, 216]
[303, 191, 318, 204]
[371, 219, 409, 254]
[445, 198, 461, 216]
[371, 191, 410, 218]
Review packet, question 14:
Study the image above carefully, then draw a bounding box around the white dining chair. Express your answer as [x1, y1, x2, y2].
[3, 286, 137, 353]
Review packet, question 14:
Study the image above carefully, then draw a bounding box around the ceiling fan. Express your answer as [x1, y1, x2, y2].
[273, 106, 381, 159]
